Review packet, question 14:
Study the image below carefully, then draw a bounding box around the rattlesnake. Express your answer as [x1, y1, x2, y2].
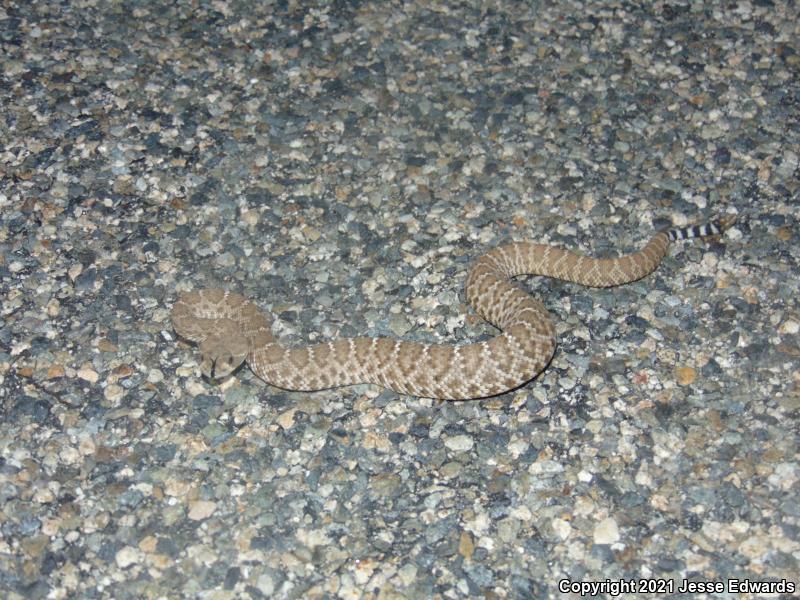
[171, 218, 731, 400]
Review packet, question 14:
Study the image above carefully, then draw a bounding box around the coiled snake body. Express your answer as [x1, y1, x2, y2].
[171, 219, 730, 400]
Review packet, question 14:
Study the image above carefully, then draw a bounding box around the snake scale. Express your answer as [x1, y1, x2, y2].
[171, 218, 731, 400]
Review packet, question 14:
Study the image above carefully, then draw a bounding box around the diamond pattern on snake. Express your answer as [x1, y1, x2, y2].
[171, 217, 733, 400]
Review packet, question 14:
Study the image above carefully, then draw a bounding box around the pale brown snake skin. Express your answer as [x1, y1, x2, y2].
[171, 218, 732, 399]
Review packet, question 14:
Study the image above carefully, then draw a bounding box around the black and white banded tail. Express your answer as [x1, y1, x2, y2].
[666, 216, 735, 242]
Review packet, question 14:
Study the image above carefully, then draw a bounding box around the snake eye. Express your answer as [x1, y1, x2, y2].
[207, 354, 239, 379]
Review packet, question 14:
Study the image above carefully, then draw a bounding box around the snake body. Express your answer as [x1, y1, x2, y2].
[171, 219, 729, 400]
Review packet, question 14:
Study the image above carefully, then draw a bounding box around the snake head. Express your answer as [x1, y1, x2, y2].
[198, 333, 249, 379]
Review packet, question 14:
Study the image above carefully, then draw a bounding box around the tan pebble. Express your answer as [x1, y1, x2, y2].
[78, 437, 96, 455]
[482, 397, 506, 410]
[33, 487, 55, 504]
[47, 364, 65, 379]
[97, 338, 118, 352]
[77, 367, 99, 383]
[762, 447, 787, 463]
[46, 298, 61, 317]
[302, 225, 321, 242]
[738, 534, 769, 560]
[458, 530, 475, 559]
[164, 479, 191, 497]
[716, 273, 732, 289]
[184, 437, 209, 455]
[103, 384, 124, 403]
[440, 461, 462, 478]
[186, 380, 206, 396]
[241, 209, 259, 227]
[41, 517, 61, 536]
[68, 264, 83, 281]
[20, 535, 49, 557]
[18, 366, 34, 378]
[59, 446, 81, 464]
[707, 409, 724, 432]
[83, 511, 110, 534]
[138, 535, 158, 553]
[113, 364, 134, 378]
[258, 258, 274, 273]
[650, 494, 670, 511]
[148, 554, 173, 569]
[775, 342, 800, 357]
[675, 366, 697, 386]
[363, 430, 392, 451]
[188, 500, 217, 520]
[742, 286, 759, 304]
[276, 408, 296, 429]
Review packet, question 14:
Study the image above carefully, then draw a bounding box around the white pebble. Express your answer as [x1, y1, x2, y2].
[593, 517, 620, 544]
[444, 434, 474, 452]
[115, 546, 142, 568]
